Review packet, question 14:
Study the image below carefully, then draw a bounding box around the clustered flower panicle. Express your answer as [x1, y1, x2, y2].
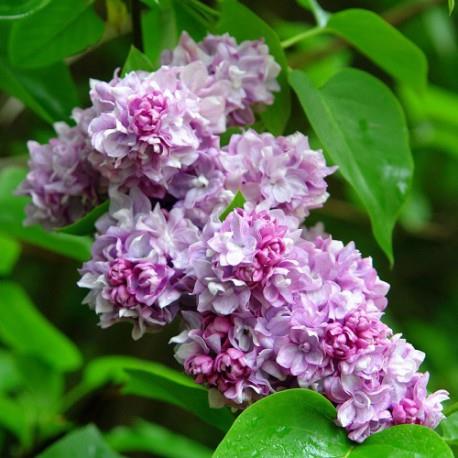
[19, 31, 448, 443]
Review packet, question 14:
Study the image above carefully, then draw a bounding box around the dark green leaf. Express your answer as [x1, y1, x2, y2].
[289, 69, 413, 262]
[9, 0, 104, 69]
[440, 412, 458, 445]
[0, 395, 29, 444]
[219, 190, 246, 221]
[327, 9, 427, 91]
[0, 350, 22, 393]
[0, 166, 92, 261]
[106, 419, 212, 458]
[124, 367, 234, 432]
[173, 0, 210, 40]
[37, 424, 122, 458]
[141, 0, 177, 66]
[217, 0, 291, 135]
[0, 0, 50, 19]
[58, 201, 109, 235]
[0, 282, 82, 372]
[0, 57, 78, 123]
[0, 233, 21, 276]
[122, 45, 155, 76]
[214, 389, 453, 458]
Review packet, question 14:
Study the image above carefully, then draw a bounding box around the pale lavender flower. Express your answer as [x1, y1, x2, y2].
[162, 32, 281, 125]
[222, 130, 336, 219]
[87, 64, 227, 197]
[78, 187, 199, 339]
[18, 108, 106, 228]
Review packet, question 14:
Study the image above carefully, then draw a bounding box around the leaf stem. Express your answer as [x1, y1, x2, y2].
[281, 27, 324, 49]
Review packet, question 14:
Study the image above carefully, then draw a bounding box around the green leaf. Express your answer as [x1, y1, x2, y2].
[0, 349, 22, 393]
[217, 0, 291, 135]
[219, 190, 246, 221]
[440, 412, 458, 445]
[124, 367, 234, 432]
[37, 424, 122, 458]
[0, 57, 78, 123]
[58, 201, 109, 235]
[9, 0, 104, 69]
[0, 233, 21, 276]
[0, 395, 29, 444]
[327, 9, 428, 91]
[141, 0, 177, 66]
[214, 389, 453, 458]
[0, 0, 50, 19]
[122, 45, 155, 76]
[106, 419, 212, 458]
[0, 166, 92, 261]
[289, 69, 413, 262]
[0, 282, 82, 372]
[449, 0, 455, 14]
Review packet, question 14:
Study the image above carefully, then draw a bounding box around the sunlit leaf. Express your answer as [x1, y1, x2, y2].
[214, 389, 453, 457]
[289, 69, 413, 262]
[9, 0, 104, 69]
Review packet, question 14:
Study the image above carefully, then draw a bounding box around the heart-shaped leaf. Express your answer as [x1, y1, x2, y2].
[217, 0, 291, 135]
[289, 68, 413, 263]
[214, 389, 453, 457]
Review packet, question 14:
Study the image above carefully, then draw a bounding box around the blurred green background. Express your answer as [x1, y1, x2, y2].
[0, 0, 457, 456]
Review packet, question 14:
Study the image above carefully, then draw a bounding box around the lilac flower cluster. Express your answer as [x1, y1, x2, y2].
[19, 31, 448, 443]
[172, 209, 448, 442]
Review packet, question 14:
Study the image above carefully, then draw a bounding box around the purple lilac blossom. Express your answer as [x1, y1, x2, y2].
[78, 187, 200, 339]
[87, 63, 227, 197]
[162, 32, 281, 125]
[221, 130, 336, 219]
[172, 207, 448, 441]
[18, 108, 107, 228]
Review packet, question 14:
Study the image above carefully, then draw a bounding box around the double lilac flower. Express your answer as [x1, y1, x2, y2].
[18, 30, 448, 444]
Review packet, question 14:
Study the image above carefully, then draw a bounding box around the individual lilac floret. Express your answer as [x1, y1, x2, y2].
[87, 63, 227, 197]
[221, 130, 336, 219]
[78, 187, 200, 339]
[168, 147, 234, 228]
[171, 311, 272, 407]
[188, 207, 303, 316]
[162, 32, 281, 125]
[18, 108, 106, 228]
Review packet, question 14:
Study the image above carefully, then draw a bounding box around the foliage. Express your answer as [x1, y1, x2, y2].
[0, 0, 456, 456]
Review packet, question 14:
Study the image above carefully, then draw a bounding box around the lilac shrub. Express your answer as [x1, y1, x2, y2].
[19, 30, 449, 443]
